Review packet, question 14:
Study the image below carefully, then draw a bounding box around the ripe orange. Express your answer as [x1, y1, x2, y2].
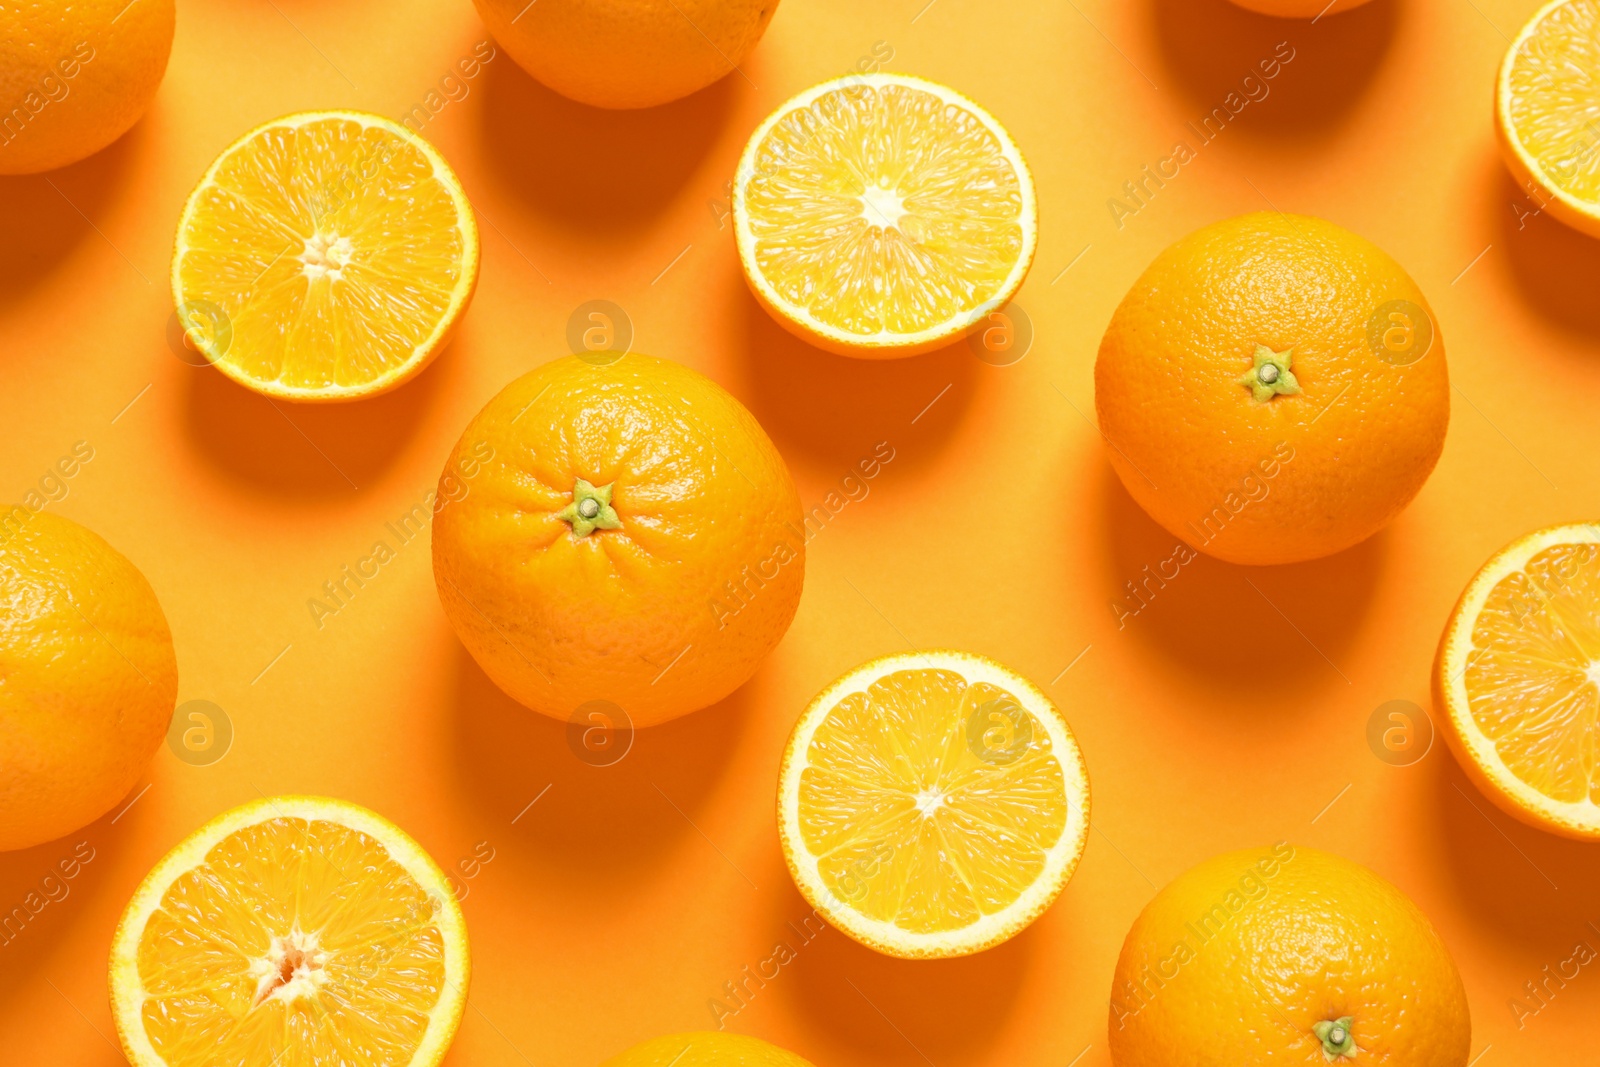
[1095, 212, 1449, 566]
[1496, 0, 1600, 239]
[1110, 845, 1470, 1066]
[472, 0, 779, 109]
[601, 1032, 817, 1067]
[733, 73, 1038, 358]
[110, 796, 469, 1067]
[172, 111, 479, 401]
[0, 511, 177, 851]
[1435, 523, 1600, 839]
[1226, 0, 1375, 15]
[432, 353, 804, 727]
[777, 651, 1090, 958]
[0, 0, 174, 174]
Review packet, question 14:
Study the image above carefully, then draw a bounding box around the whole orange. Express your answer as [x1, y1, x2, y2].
[472, 0, 779, 109]
[432, 354, 804, 727]
[0, 0, 175, 175]
[1110, 845, 1470, 1065]
[0, 511, 177, 851]
[1095, 212, 1448, 566]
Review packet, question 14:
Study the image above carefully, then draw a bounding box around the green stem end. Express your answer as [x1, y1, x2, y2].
[1312, 1016, 1357, 1062]
[1241, 345, 1302, 402]
[556, 478, 622, 538]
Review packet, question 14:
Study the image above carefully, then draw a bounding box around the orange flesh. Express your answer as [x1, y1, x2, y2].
[798, 668, 1067, 934]
[175, 118, 470, 393]
[1465, 543, 1600, 803]
[135, 816, 448, 1066]
[743, 83, 1026, 337]
[1507, 0, 1600, 202]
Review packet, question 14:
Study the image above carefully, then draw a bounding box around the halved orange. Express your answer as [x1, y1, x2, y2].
[1496, 0, 1600, 238]
[777, 651, 1089, 958]
[172, 111, 479, 401]
[110, 796, 470, 1067]
[732, 73, 1038, 359]
[1436, 524, 1600, 839]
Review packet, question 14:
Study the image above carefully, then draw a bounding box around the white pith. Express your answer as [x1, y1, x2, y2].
[299, 233, 354, 282]
[859, 181, 911, 230]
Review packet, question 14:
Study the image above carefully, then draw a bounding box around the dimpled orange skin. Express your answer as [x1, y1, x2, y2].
[0, 0, 175, 175]
[1109, 846, 1471, 1066]
[0, 512, 177, 851]
[1095, 213, 1449, 566]
[471, 0, 779, 110]
[1227, 0, 1375, 16]
[432, 354, 804, 727]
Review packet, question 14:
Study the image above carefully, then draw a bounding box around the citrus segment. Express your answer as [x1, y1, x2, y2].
[111, 796, 469, 1067]
[778, 651, 1088, 958]
[1497, 0, 1600, 237]
[734, 74, 1037, 358]
[1437, 524, 1600, 838]
[173, 111, 479, 401]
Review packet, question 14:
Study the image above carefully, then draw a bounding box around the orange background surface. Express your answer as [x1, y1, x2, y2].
[3, 0, 1599, 1062]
